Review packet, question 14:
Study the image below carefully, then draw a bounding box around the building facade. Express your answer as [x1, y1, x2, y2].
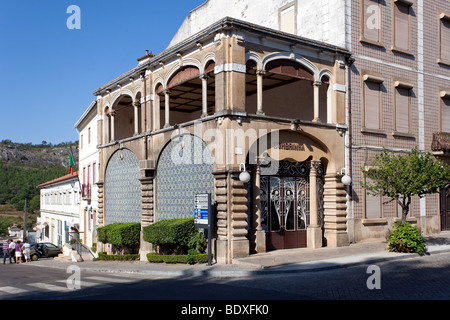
[349, 0, 450, 240]
[82, 0, 449, 263]
[75, 101, 101, 249]
[37, 173, 81, 246]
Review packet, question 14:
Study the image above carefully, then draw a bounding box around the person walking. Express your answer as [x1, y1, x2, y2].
[22, 239, 31, 262]
[14, 240, 22, 263]
[2, 239, 12, 264]
[9, 240, 16, 263]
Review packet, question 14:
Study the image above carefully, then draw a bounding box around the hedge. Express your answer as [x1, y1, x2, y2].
[94, 251, 139, 261]
[143, 218, 200, 255]
[97, 222, 141, 254]
[147, 252, 210, 265]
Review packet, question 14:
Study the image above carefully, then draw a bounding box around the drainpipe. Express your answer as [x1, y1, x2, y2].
[346, 56, 355, 243]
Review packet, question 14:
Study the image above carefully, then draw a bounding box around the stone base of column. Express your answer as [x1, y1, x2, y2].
[255, 230, 266, 253]
[139, 240, 154, 261]
[231, 239, 250, 259]
[307, 226, 323, 248]
[216, 239, 228, 264]
[324, 230, 349, 247]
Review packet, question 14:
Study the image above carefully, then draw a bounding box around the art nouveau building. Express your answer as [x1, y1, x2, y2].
[84, 0, 450, 263]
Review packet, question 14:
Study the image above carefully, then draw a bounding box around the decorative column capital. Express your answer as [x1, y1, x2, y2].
[313, 81, 322, 87]
[256, 70, 266, 77]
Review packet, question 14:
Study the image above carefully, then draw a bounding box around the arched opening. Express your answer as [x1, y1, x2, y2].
[112, 94, 134, 141]
[156, 134, 214, 221]
[104, 149, 141, 225]
[319, 75, 330, 123]
[246, 130, 330, 251]
[157, 63, 215, 128]
[245, 59, 316, 120]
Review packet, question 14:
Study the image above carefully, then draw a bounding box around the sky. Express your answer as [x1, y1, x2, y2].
[0, 0, 205, 145]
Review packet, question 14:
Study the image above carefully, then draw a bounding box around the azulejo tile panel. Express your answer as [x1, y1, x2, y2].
[105, 149, 141, 225]
[156, 135, 214, 221]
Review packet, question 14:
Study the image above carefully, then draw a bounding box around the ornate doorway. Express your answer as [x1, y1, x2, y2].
[260, 160, 323, 250]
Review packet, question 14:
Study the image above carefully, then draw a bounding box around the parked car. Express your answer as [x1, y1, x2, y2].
[30, 242, 62, 261]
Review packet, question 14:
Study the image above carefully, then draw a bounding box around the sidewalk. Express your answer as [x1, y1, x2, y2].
[23, 231, 450, 277]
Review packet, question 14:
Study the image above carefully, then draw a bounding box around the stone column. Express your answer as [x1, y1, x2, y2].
[256, 70, 266, 115]
[307, 160, 322, 248]
[134, 101, 140, 135]
[163, 89, 171, 128]
[200, 73, 209, 118]
[323, 174, 349, 247]
[253, 159, 266, 252]
[313, 81, 322, 122]
[110, 111, 116, 142]
[154, 94, 161, 131]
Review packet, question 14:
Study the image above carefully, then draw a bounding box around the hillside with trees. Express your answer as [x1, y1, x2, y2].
[0, 140, 78, 214]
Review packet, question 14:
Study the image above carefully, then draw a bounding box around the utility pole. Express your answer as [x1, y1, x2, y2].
[23, 198, 27, 242]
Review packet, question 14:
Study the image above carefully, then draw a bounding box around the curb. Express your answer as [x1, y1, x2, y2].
[21, 245, 450, 277]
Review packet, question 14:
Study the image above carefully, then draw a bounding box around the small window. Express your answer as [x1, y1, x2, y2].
[394, 82, 412, 134]
[279, 3, 296, 34]
[363, 75, 383, 131]
[439, 13, 450, 65]
[361, 0, 382, 44]
[441, 92, 450, 132]
[393, 0, 412, 53]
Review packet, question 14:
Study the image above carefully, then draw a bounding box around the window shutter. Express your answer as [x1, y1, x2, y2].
[366, 192, 382, 219]
[364, 81, 381, 129]
[395, 87, 410, 133]
[441, 18, 450, 62]
[442, 98, 450, 132]
[394, 2, 410, 50]
[363, 0, 380, 42]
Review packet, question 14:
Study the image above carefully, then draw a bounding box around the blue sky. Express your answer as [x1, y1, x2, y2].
[0, 0, 204, 145]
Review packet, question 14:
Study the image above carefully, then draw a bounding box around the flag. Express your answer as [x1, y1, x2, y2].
[69, 152, 75, 175]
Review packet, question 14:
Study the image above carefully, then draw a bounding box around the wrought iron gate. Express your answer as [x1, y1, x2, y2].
[260, 160, 323, 250]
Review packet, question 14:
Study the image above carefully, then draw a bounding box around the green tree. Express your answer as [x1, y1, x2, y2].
[361, 148, 450, 222]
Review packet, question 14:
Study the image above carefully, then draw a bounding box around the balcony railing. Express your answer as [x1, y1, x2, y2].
[81, 184, 91, 200]
[432, 132, 450, 152]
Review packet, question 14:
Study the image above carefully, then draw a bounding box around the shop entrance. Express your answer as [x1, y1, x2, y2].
[260, 160, 323, 250]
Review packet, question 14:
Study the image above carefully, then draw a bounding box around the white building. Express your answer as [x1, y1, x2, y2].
[36, 172, 81, 246]
[74, 100, 100, 249]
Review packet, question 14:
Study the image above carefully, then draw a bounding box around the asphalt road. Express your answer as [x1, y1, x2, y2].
[0, 252, 449, 316]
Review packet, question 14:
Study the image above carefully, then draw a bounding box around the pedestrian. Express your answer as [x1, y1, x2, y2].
[22, 239, 31, 262]
[14, 240, 22, 263]
[2, 239, 12, 264]
[9, 240, 16, 263]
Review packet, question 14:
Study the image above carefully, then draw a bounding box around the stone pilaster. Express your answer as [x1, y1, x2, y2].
[96, 181, 104, 226]
[230, 171, 249, 260]
[213, 170, 228, 263]
[213, 168, 249, 264]
[139, 175, 155, 259]
[323, 174, 349, 247]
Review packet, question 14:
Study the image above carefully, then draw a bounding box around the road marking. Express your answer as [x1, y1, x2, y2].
[55, 280, 112, 289]
[28, 282, 70, 292]
[84, 276, 136, 283]
[0, 286, 28, 295]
